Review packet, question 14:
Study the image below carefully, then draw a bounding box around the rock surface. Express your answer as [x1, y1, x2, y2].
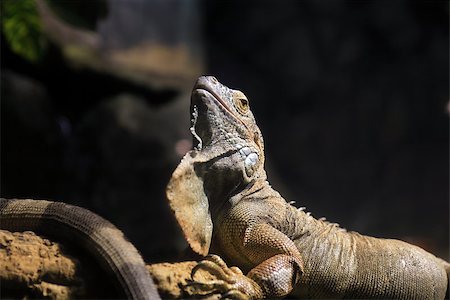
[148, 261, 219, 299]
[0, 229, 84, 299]
[0, 229, 217, 299]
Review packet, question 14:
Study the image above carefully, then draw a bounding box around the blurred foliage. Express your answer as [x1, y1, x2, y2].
[1, 0, 46, 63]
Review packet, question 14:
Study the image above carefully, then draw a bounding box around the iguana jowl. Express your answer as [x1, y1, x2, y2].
[167, 76, 449, 299]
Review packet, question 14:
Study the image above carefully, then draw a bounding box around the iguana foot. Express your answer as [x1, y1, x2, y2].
[185, 254, 263, 299]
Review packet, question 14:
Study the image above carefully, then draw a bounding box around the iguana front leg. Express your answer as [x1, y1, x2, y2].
[189, 223, 304, 299]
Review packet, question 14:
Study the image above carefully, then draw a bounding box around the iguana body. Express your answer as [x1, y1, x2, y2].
[167, 76, 449, 299]
[0, 198, 160, 299]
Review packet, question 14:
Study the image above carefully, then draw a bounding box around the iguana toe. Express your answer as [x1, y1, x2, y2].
[187, 254, 263, 299]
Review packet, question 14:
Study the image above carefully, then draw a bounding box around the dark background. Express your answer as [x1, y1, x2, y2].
[1, 0, 449, 261]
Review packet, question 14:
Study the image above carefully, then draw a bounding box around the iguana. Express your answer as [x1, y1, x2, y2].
[166, 76, 449, 299]
[0, 198, 160, 299]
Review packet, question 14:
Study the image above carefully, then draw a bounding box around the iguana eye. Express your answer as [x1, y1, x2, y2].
[233, 91, 250, 114]
[235, 97, 249, 114]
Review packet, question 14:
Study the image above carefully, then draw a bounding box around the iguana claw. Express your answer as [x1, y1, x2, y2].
[186, 254, 262, 300]
[192, 255, 243, 281]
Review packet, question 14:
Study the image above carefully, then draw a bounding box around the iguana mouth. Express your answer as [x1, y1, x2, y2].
[194, 86, 237, 119]
[193, 86, 250, 131]
[192, 87, 250, 137]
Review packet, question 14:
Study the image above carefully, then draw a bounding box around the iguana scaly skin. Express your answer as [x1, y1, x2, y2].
[167, 76, 449, 299]
[0, 198, 160, 300]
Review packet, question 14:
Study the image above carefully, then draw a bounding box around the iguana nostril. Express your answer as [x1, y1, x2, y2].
[210, 76, 218, 84]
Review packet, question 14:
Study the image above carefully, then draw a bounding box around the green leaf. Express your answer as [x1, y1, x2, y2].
[1, 0, 47, 63]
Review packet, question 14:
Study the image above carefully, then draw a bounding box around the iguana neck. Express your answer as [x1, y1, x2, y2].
[226, 178, 345, 241]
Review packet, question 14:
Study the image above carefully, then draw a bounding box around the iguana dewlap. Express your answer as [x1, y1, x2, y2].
[167, 76, 449, 299]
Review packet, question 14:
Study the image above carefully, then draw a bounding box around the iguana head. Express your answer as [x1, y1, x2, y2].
[167, 76, 265, 255]
[190, 76, 265, 180]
